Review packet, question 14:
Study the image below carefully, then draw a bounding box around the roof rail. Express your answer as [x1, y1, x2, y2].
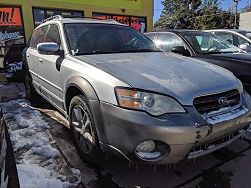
[42, 15, 63, 23]
[41, 14, 119, 23]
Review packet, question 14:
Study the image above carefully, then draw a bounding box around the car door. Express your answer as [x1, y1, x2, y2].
[37, 24, 64, 110]
[26, 25, 49, 92]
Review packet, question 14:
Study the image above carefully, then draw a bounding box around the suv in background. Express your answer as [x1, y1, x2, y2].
[206, 29, 251, 53]
[22, 16, 251, 164]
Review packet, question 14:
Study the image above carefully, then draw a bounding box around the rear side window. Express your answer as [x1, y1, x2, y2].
[44, 24, 61, 45]
[30, 25, 48, 48]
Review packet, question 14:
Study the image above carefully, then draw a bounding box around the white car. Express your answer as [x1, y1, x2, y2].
[206, 29, 251, 53]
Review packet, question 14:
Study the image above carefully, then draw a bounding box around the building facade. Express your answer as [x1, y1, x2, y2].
[240, 12, 251, 31]
[0, 0, 153, 68]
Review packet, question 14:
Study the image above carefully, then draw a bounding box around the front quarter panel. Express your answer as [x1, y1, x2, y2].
[62, 55, 130, 105]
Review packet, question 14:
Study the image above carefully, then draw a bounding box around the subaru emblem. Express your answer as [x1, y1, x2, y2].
[218, 97, 228, 105]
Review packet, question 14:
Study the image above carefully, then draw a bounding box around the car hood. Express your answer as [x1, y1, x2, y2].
[77, 52, 241, 105]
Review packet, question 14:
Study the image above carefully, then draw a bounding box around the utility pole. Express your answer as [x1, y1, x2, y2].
[189, 0, 194, 28]
[234, 0, 239, 28]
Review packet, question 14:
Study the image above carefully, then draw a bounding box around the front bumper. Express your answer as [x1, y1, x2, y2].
[97, 91, 251, 164]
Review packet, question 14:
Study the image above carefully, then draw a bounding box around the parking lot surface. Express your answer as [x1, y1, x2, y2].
[1, 82, 251, 188]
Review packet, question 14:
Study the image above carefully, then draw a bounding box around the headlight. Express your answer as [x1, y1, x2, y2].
[115, 88, 186, 116]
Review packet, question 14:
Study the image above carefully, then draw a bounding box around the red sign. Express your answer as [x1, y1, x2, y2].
[93, 14, 146, 33]
[94, 15, 113, 20]
[0, 8, 22, 26]
[112, 16, 130, 26]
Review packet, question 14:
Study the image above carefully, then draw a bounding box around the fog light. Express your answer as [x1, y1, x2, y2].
[135, 140, 170, 160]
[135, 140, 162, 160]
[136, 151, 162, 159]
[136, 140, 156, 153]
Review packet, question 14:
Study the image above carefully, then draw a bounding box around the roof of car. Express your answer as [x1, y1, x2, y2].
[58, 18, 122, 25]
[206, 29, 249, 33]
[36, 15, 124, 29]
[155, 29, 196, 33]
[146, 29, 204, 35]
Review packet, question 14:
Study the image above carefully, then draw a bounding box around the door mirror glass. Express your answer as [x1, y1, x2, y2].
[171, 46, 189, 56]
[239, 44, 251, 52]
[37, 42, 59, 55]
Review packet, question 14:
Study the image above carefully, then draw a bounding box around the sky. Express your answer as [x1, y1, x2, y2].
[154, 0, 251, 23]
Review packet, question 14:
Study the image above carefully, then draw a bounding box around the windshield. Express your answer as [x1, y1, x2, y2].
[238, 31, 251, 40]
[64, 23, 161, 55]
[182, 32, 240, 54]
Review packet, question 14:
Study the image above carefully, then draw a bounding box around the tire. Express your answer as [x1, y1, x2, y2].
[69, 95, 99, 162]
[23, 69, 40, 103]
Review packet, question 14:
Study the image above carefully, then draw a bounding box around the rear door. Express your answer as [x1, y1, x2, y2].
[37, 24, 64, 110]
[26, 25, 49, 92]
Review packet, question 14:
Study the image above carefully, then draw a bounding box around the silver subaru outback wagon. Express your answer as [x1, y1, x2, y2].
[22, 15, 251, 164]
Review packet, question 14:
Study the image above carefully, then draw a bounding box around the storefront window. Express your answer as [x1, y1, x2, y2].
[93, 13, 146, 33]
[33, 8, 83, 27]
[0, 6, 25, 68]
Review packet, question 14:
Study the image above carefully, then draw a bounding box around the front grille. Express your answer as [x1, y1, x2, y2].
[194, 89, 240, 114]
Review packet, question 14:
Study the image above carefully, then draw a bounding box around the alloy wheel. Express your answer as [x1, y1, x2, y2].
[71, 105, 94, 154]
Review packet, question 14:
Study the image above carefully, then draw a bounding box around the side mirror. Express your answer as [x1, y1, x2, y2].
[37, 42, 60, 55]
[239, 44, 251, 52]
[171, 46, 190, 56]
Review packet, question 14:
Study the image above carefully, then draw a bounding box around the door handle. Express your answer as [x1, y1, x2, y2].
[27, 54, 30, 58]
[39, 58, 43, 63]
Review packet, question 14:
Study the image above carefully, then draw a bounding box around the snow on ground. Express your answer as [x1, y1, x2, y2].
[2, 99, 81, 188]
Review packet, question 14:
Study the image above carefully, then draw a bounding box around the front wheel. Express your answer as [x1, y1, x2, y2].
[69, 95, 99, 161]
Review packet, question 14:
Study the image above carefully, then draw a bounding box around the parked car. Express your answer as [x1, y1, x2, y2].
[22, 16, 251, 164]
[145, 30, 251, 94]
[0, 106, 19, 188]
[206, 29, 251, 53]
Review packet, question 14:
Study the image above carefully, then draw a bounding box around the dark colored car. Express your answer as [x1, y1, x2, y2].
[145, 30, 251, 93]
[0, 107, 19, 188]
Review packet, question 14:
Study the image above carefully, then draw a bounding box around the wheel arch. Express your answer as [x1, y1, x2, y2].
[65, 76, 108, 147]
[64, 76, 99, 114]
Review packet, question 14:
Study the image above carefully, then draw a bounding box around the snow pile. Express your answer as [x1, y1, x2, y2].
[2, 99, 81, 188]
[17, 164, 70, 188]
